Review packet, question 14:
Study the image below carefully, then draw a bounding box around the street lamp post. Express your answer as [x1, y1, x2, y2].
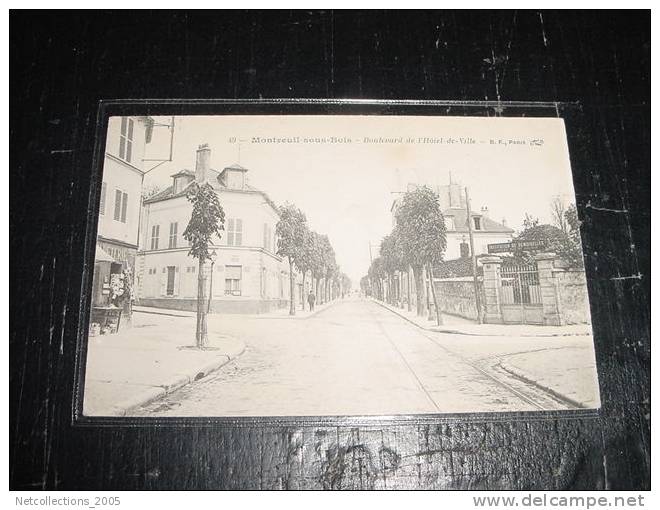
[207, 249, 217, 314]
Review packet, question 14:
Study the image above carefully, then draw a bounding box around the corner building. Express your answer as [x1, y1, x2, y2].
[136, 144, 292, 314]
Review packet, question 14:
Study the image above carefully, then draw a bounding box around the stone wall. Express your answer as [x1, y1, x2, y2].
[434, 277, 484, 321]
[556, 270, 592, 325]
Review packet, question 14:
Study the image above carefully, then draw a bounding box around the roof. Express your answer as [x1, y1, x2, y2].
[143, 167, 279, 214]
[170, 169, 195, 177]
[443, 207, 514, 234]
[222, 163, 248, 172]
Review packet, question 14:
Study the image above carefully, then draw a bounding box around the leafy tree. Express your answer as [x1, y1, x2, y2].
[558, 203, 585, 268]
[141, 183, 162, 201]
[394, 186, 447, 324]
[380, 232, 407, 306]
[359, 275, 372, 296]
[310, 233, 332, 304]
[340, 273, 351, 297]
[323, 243, 338, 302]
[306, 231, 324, 304]
[294, 226, 315, 310]
[522, 213, 540, 232]
[514, 203, 584, 269]
[183, 182, 225, 348]
[276, 203, 308, 315]
[368, 256, 387, 300]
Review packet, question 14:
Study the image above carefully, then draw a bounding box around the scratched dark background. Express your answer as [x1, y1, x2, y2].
[10, 11, 650, 490]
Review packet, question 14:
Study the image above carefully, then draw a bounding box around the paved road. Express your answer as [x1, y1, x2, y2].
[136, 298, 575, 417]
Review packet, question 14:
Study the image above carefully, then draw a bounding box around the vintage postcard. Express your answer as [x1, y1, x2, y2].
[82, 114, 600, 417]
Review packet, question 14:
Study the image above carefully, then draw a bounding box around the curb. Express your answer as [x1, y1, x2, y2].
[498, 359, 588, 409]
[109, 337, 246, 416]
[253, 299, 340, 320]
[372, 299, 590, 338]
[133, 307, 194, 318]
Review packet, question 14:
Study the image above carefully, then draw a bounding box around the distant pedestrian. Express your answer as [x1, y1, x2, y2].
[307, 291, 316, 311]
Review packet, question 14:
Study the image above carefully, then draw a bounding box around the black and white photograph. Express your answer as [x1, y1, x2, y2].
[82, 114, 600, 417]
[11, 8, 650, 494]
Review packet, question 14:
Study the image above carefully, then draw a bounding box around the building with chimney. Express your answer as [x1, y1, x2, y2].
[92, 115, 153, 307]
[135, 144, 293, 314]
[392, 180, 514, 259]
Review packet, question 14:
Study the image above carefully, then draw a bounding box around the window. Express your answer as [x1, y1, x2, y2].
[444, 216, 455, 231]
[227, 218, 243, 246]
[100, 182, 107, 215]
[226, 170, 244, 189]
[169, 222, 178, 248]
[119, 117, 134, 163]
[473, 217, 482, 230]
[113, 189, 128, 223]
[150, 225, 160, 250]
[460, 242, 470, 258]
[186, 266, 196, 273]
[224, 265, 242, 296]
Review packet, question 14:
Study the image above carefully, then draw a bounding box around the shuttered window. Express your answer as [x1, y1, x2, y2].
[113, 190, 128, 223]
[150, 225, 160, 250]
[227, 218, 243, 246]
[113, 189, 122, 220]
[121, 192, 128, 223]
[169, 222, 178, 248]
[99, 182, 107, 215]
[119, 117, 134, 163]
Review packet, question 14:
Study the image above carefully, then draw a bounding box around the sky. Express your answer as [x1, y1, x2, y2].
[139, 115, 578, 286]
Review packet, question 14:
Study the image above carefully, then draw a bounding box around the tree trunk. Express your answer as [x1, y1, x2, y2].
[288, 257, 295, 316]
[407, 269, 412, 312]
[413, 266, 426, 316]
[427, 265, 443, 326]
[196, 258, 208, 348]
[301, 272, 306, 310]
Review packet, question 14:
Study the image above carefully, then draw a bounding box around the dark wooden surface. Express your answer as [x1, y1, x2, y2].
[10, 11, 650, 490]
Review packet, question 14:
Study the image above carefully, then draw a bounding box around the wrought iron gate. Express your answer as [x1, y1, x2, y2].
[499, 262, 543, 324]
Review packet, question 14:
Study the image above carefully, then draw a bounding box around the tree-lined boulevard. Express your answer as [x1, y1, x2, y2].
[132, 296, 598, 417]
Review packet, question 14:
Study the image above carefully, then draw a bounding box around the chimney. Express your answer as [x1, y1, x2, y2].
[449, 183, 462, 208]
[195, 143, 211, 183]
[502, 217, 507, 227]
[481, 206, 489, 217]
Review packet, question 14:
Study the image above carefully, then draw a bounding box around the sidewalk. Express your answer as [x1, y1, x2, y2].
[83, 312, 245, 416]
[134, 299, 339, 320]
[252, 298, 340, 319]
[373, 299, 592, 337]
[498, 348, 601, 408]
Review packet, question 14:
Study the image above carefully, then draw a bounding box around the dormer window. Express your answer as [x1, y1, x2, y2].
[220, 164, 248, 190]
[473, 217, 482, 230]
[173, 177, 186, 193]
[171, 170, 195, 194]
[226, 170, 245, 189]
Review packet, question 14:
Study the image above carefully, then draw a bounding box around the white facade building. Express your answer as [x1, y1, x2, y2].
[136, 144, 293, 314]
[393, 181, 514, 259]
[93, 116, 152, 306]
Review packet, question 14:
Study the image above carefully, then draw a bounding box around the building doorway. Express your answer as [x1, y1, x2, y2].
[166, 266, 176, 296]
